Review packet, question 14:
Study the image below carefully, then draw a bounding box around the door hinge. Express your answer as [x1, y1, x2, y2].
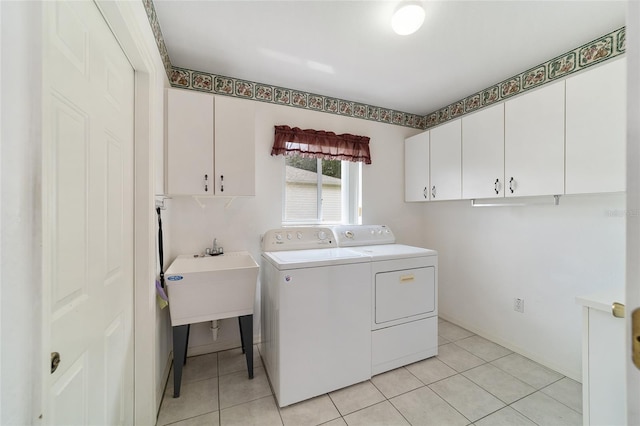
[51, 352, 60, 374]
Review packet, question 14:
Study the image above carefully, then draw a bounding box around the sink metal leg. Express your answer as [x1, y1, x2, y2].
[172, 325, 189, 397]
[238, 315, 253, 379]
[238, 317, 245, 354]
[184, 324, 190, 365]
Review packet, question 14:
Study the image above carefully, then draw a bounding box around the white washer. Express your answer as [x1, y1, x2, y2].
[260, 227, 372, 407]
[332, 225, 439, 375]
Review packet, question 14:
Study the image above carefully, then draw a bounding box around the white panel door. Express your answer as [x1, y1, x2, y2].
[430, 119, 462, 201]
[627, 2, 640, 424]
[43, 1, 134, 424]
[214, 95, 256, 196]
[566, 58, 626, 194]
[167, 88, 214, 195]
[462, 104, 505, 199]
[404, 131, 430, 201]
[505, 81, 565, 197]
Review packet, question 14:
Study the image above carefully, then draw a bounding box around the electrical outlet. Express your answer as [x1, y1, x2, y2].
[514, 298, 525, 313]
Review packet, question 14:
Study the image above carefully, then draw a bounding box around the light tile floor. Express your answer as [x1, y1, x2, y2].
[156, 319, 582, 426]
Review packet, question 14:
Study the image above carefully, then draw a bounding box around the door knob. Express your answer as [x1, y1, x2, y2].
[51, 352, 61, 374]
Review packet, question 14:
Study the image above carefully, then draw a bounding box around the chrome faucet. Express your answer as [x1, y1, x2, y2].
[206, 238, 223, 256]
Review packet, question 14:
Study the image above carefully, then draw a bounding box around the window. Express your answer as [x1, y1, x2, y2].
[283, 155, 361, 224]
[271, 125, 369, 225]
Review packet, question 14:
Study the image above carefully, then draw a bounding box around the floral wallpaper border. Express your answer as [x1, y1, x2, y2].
[425, 26, 626, 129]
[141, 0, 625, 130]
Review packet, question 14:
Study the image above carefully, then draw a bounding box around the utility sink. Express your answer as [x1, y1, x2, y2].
[165, 251, 259, 326]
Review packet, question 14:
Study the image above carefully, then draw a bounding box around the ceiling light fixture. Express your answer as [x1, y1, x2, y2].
[391, 3, 425, 36]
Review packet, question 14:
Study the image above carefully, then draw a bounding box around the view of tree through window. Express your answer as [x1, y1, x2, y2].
[284, 156, 342, 222]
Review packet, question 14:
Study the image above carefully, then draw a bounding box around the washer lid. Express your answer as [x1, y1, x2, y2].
[348, 244, 437, 261]
[262, 247, 370, 269]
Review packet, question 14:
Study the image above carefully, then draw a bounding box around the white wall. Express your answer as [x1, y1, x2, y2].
[0, 2, 43, 424]
[165, 99, 421, 355]
[423, 193, 625, 380]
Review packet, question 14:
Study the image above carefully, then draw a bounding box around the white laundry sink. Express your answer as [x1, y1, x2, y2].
[165, 251, 259, 326]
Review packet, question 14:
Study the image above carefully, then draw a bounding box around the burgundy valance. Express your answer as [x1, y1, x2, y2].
[271, 125, 372, 164]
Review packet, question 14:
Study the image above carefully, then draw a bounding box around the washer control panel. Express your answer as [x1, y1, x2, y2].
[331, 225, 395, 247]
[261, 227, 337, 251]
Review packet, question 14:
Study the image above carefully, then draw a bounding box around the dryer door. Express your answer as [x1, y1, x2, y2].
[375, 266, 435, 324]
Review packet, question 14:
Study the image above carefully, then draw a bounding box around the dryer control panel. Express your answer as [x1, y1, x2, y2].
[331, 225, 395, 247]
[261, 227, 337, 251]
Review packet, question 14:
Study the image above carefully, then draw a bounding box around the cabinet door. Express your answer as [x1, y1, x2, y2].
[505, 81, 565, 197]
[214, 96, 256, 196]
[404, 131, 430, 201]
[462, 104, 505, 199]
[430, 119, 461, 201]
[166, 89, 214, 195]
[566, 58, 626, 194]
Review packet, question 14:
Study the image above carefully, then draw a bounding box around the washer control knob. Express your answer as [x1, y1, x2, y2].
[345, 230, 354, 239]
[378, 229, 383, 235]
[275, 234, 283, 241]
[318, 231, 327, 240]
[286, 232, 292, 240]
[296, 231, 303, 239]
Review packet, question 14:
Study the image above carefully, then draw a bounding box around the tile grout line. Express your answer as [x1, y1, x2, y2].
[368, 376, 415, 426]
[401, 357, 479, 424]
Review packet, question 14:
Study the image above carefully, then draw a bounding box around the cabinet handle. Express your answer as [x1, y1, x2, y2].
[220, 175, 224, 193]
[204, 174, 209, 192]
[431, 185, 436, 199]
[509, 177, 515, 194]
[423, 186, 428, 199]
[495, 178, 500, 195]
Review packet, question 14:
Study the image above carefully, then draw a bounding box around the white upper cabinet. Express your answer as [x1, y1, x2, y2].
[566, 58, 626, 194]
[166, 88, 255, 196]
[430, 119, 462, 201]
[167, 88, 214, 195]
[462, 103, 505, 199]
[404, 131, 430, 202]
[504, 81, 565, 197]
[214, 95, 256, 196]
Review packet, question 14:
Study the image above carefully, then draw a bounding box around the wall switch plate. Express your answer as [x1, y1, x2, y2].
[514, 298, 525, 313]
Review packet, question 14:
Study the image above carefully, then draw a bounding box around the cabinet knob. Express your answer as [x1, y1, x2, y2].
[423, 187, 427, 199]
[220, 175, 224, 193]
[204, 174, 209, 192]
[509, 177, 515, 194]
[431, 185, 436, 199]
[495, 178, 500, 195]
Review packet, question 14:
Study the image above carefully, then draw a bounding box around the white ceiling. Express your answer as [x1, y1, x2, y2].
[153, 1, 626, 116]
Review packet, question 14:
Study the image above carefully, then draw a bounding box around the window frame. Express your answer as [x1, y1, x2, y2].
[282, 156, 361, 225]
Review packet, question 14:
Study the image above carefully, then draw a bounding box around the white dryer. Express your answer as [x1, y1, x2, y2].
[260, 227, 371, 407]
[332, 225, 438, 375]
